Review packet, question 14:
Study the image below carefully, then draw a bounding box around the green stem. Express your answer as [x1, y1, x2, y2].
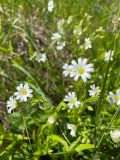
[22, 115, 33, 154]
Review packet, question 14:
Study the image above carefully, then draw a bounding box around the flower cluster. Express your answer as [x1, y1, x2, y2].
[51, 32, 66, 51]
[51, 19, 66, 51]
[7, 83, 33, 113]
[63, 58, 94, 82]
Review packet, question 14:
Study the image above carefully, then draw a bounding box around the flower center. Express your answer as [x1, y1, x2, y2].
[70, 99, 76, 105]
[78, 66, 85, 74]
[114, 95, 119, 102]
[20, 89, 27, 95]
[68, 68, 73, 73]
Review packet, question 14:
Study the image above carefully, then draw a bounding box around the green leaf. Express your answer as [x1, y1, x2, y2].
[68, 137, 81, 153]
[56, 102, 68, 112]
[47, 135, 69, 151]
[9, 112, 24, 131]
[0, 135, 4, 147]
[75, 144, 95, 152]
[84, 97, 97, 103]
[12, 63, 37, 84]
[87, 106, 93, 111]
[28, 82, 53, 108]
[5, 142, 16, 151]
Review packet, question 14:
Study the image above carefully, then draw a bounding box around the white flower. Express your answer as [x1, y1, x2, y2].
[67, 123, 77, 137]
[107, 92, 115, 104]
[113, 89, 120, 105]
[89, 84, 100, 97]
[104, 50, 114, 62]
[57, 19, 65, 34]
[63, 63, 74, 77]
[7, 96, 17, 113]
[34, 52, 47, 63]
[71, 58, 94, 82]
[64, 92, 80, 109]
[14, 83, 33, 102]
[40, 53, 47, 62]
[107, 89, 120, 105]
[51, 32, 61, 41]
[84, 38, 92, 50]
[110, 130, 120, 143]
[48, 116, 55, 124]
[56, 41, 66, 50]
[48, 0, 54, 12]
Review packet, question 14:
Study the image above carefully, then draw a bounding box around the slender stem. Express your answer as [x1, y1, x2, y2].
[22, 115, 33, 154]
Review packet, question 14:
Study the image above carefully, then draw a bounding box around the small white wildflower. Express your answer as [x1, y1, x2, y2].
[48, 116, 55, 124]
[7, 96, 17, 113]
[113, 89, 120, 105]
[71, 58, 94, 82]
[56, 41, 66, 50]
[89, 84, 100, 97]
[118, 17, 120, 21]
[110, 130, 120, 143]
[40, 53, 47, 62]
[64, 92, 80, 109]
[14, 83, 33, 102]
[67, 123, 77, 137]
[107, 89, 120, 105]
[63, 63, 74, 77]
[84, 38, 92, 50]
[34, 52, 47, 63]
[104, 50, 114, 62]
[48, 0, 54, 12]
[51, 32, 61, 41]
[57, 19, 65, 34]
[107, 92, 115, 104]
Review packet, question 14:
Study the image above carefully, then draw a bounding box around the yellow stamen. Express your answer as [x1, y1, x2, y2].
[70, 99, 75, 105]
[78, 66, 85, 74]
[20, 89, 27, 95]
